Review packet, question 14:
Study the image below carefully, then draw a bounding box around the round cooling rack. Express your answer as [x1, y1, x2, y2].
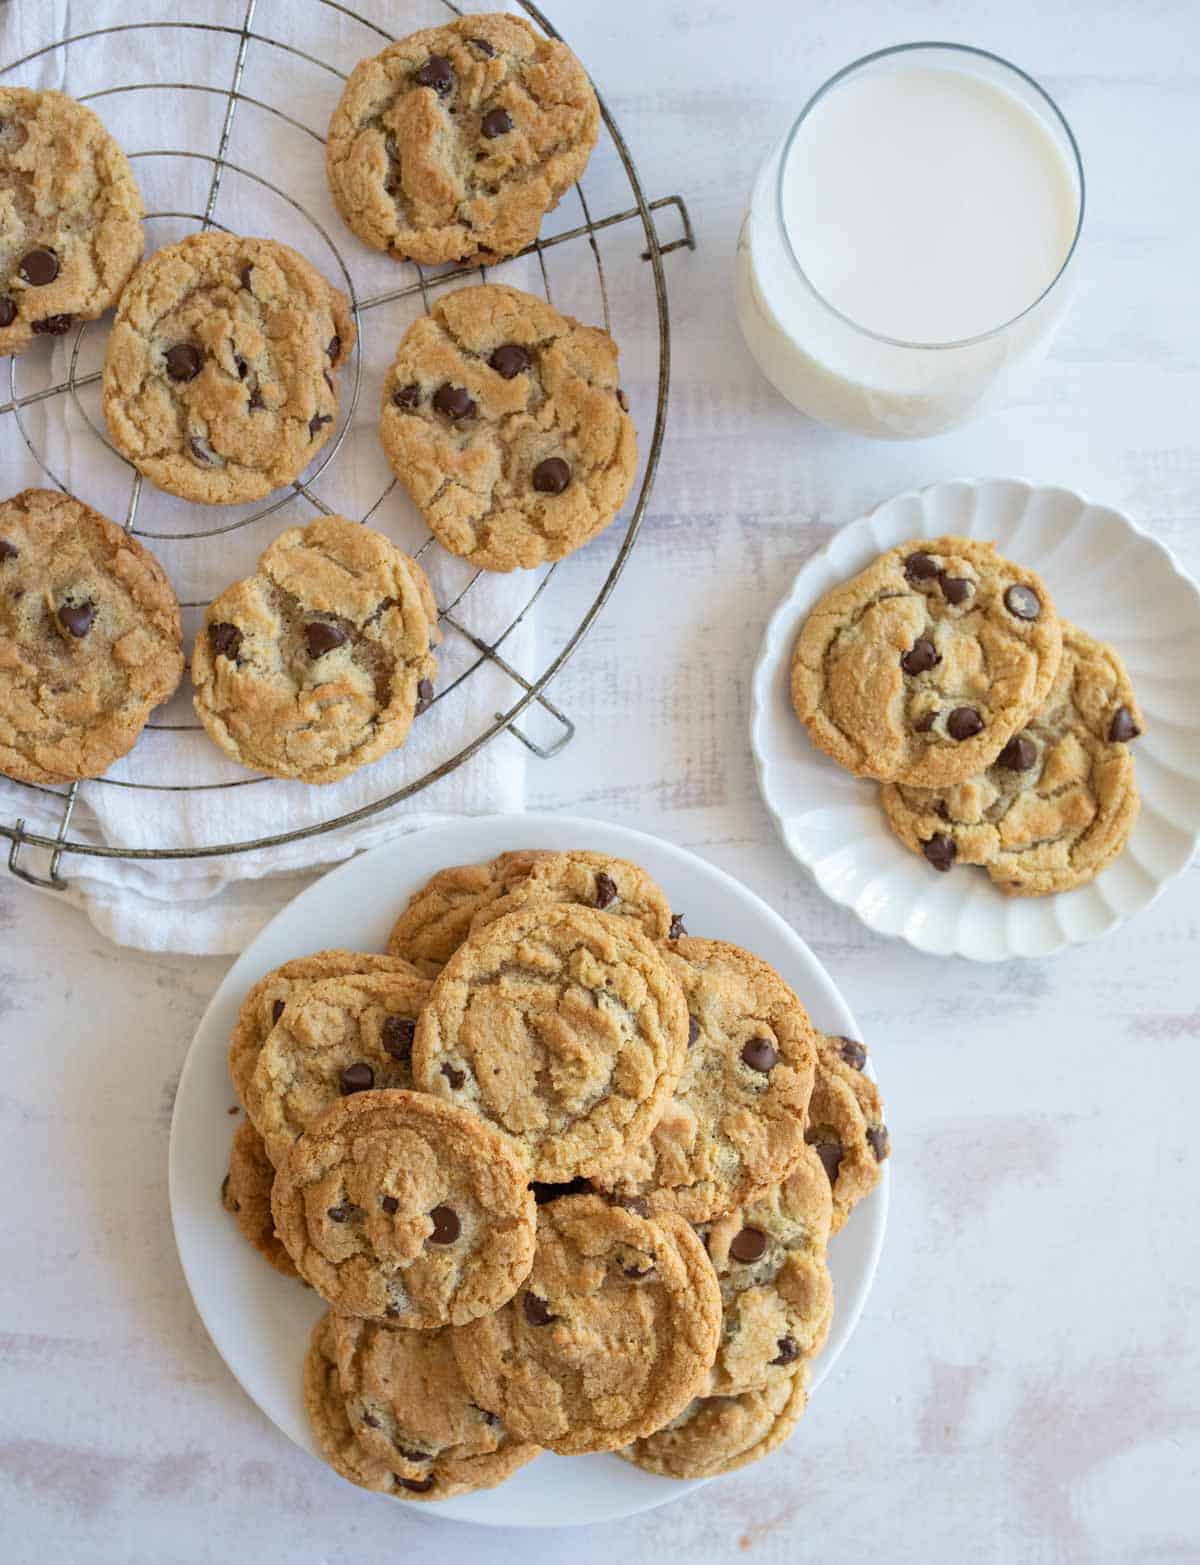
[0, 0, 695, 890]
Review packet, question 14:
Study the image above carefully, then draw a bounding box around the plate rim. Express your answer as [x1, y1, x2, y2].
[749, 475, 1200, 962]
[168, 811, 890, 1529]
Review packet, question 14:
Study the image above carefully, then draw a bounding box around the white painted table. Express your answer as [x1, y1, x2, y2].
[3, 1, 1199, 1560]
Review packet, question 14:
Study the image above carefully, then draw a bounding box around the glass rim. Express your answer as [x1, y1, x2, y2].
[775, 41, 1087, 353]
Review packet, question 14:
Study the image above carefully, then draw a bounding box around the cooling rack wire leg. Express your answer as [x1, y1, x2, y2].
[6, 784, 79, 889]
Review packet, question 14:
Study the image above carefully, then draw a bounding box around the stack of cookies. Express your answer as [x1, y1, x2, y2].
[221, 848, 890, 1498]
[790, 536, 1145, 896]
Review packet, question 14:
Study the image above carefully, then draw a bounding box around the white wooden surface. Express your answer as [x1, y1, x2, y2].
[3, 1, 1200, 1560]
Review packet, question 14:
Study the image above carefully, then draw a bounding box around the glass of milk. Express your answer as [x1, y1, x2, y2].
[735, 43, 1084, 438]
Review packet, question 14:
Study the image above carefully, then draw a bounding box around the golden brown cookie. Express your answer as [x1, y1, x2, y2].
[191, 515, 438, 784]
[620, 1365, 809, 1480]
[593, 939, 818, 1224]
[412, 902, 689, 1182]
[385, 850, 547, 976]
[379, 283, 636, 572]
[271, 1089, 536, 1327]
[221, 1118, 299, 1279]
[453, 1194, 722, 1455]
[469, 849, 674, 943]
[0, 89, 144, 355]
[246, 969, 433, 1168]
[805, 1033, 889, 1234]
[326, 13, 599, 266]
[304, 1313, 537, 1500]
[102, 233, 354, 504]
[0, 488, 183, 784]
[880, 621, 1143, 896]
[791, 536, 1063, 787]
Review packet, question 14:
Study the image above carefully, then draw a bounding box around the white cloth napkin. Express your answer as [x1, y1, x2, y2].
[0, 0, 555, 953]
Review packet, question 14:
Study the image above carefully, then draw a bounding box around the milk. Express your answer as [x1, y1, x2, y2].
[736, 48, 1083, 438]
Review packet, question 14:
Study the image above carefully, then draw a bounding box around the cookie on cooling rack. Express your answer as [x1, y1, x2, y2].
[0, 88, 145, 355]
[102, 233, 355, 505]
[0, 488, 183, 785]
[380, 283, 636, 572]
[326, 12, 599, 267]
[191, 515, 438, 785]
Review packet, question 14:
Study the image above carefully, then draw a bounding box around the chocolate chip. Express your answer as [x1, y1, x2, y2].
[741, 1038, 777, 1074]
[415, 677, 434, 716]
[327, 1204, 353, 1222]
[617, 387, 629, 412]
[271, 999, 285, 1024]
[481, 107, 513, 139]
[58, 600, 94, 638]
[523, 1293, 556, 1326]
[838, 1038, 866, 1069]
[399, 1475, 436, 1494]
[939, 573, 973, 606]
[729, 1227, 767, 1263]
[392, 382, 420, 409]
[813, 1140, 843, 1183]
[668, 913, 687, 939]
[165, 344, 201, 381]
[900, 637, 940, 676]
[594, 871, 617, 909]
[240, 264, 253, 290]
[381, 1195, 399, 1215]
[442, 1064, 465, 1089]
[1109, 706, 1141, 742]
[997, 733, 1037, 771]
[433, 383, 476, 421]
[622, 1260, 655, 1280]
[914, 710, 937, 733]
[309, 412, 332, 440]
[209, 622, 242, 661]
[327, 335, 340, 362]
[1004, 584, 1041, 620]
[935, 801, 951, 821]
[531, 1177, 592, 1205]
[489, 342, 529, 378]
[867, 1125, 890, 1161]
[18, 248, 59, 285]
[771, 1336, 800, 1366]
[473, 1405, 500, 1428]
[397, 1446, 431, 1463]
[381, 1015, 416, 1061]
[923, 834, 957, 872]
[469, 36, 496, 56]
[248, 387, 264, 411]
[234, 355, 248, 380]
[905, 551, 939, 583]
[0, 539, 17, 562]
[609, 1194, 650, 1218]
[0, 297, 16, 327]
[428, 1205, 460, 1244]
[532, 457, 571, 494]
[339, 1061, 374, 1094]
[189, 434, 219, 467]
[687, 1015, 700, 1048]
[304, 620, 347, 658]
[415, 54, 454, 94]
[946, 706, 984, 741]
[361, 1412, 380, 1428]
[32, 314, 72, 335]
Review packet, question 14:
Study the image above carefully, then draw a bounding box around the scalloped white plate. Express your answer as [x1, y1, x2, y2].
[751, 479, 1200, 961]
[169, 814, 888, 1527]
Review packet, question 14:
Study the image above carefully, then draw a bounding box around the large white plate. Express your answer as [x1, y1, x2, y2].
[169, 813, 889, 1528]
[751, 479, 1200, 961]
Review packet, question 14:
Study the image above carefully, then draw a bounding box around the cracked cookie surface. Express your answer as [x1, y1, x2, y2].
[469, 849, 674, 943]
[805, 1032, 889, 1234]
[453, 1193, 721, 1455]
[881, 621, 1142, 896]
[271, 1089, 536, 1327]
[0, 88, 144, 355]
[593, 939, 817, 1224]
[305, 1313, 538, 1499]
[326, 13, 598, 267]
[792, 535, 1063, 788]
[386, 849, 548, 975]
[222, 1118, 299, 1279]
[379, 283, 636, 571]
[0, 488, 183, 784]
[412, 902, 689, 1182]
[191, 514, 438, 784]
[620, 1363, 809, 1480]
[247, 969, 433, 1168]
[103, 232, 354, 504]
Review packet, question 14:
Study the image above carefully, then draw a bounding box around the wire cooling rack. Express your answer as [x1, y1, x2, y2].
[0, 0, 693, 890]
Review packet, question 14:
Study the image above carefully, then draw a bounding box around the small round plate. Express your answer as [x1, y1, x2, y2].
[751, 478, 1200, 961]
[169, 813, 888, 1528]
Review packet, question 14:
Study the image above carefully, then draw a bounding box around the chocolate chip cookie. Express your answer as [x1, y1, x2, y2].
[469, 850, 674, 943]
[228, 949, 424, 1107]
[191, 515, 438, 784]
[620, 1366, 809, 1481]
[881, 621, 1143, 896]
[700, 1143, 833, 1396]
[221, 1118, 299, 1280]
[246, 969, 433, 1168]
[272, 1089, 536, 1327]
[0, 488, 183, 784]
[379, 283, 637, 572]
[103, 233, 354, 504]
[593, 939, 818, 1224]
[453, 1194, 721, 1455]
[412, 902, 689, 1182]
[805, 1033, 889, 1234]
[0, 89, 144, 355]
[304, 1313, 537, 1500]
[326, 13, 599, 266]
[386, 849, 548, 975]
[792, 536, 1063, 787]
